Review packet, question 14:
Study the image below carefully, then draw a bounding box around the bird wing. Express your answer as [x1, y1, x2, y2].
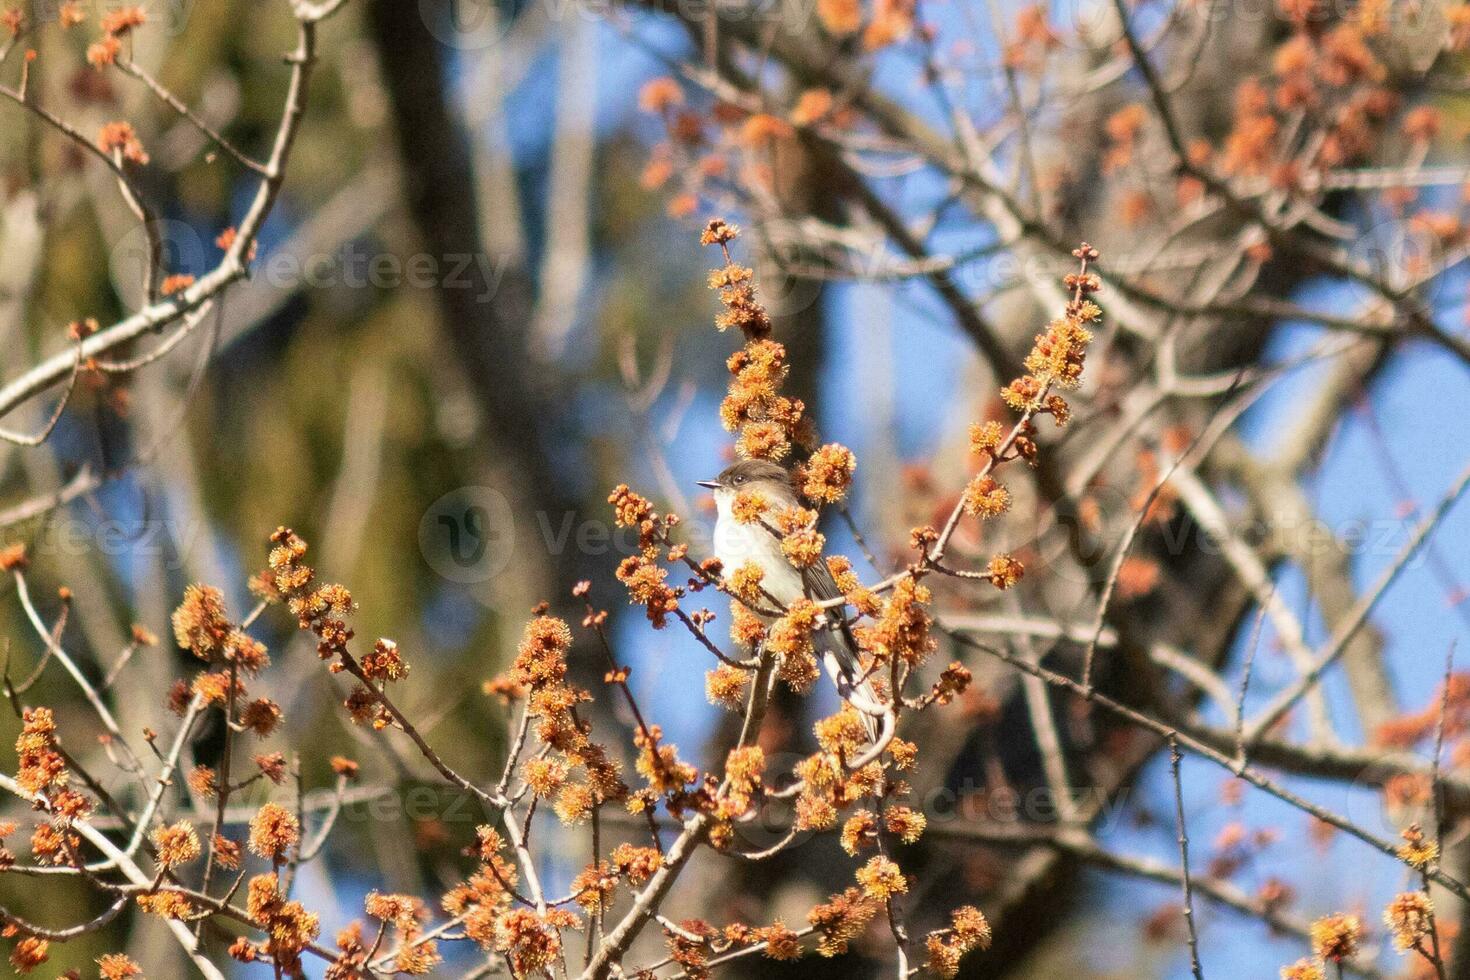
[799, 553, 843, 603]
[800, 558, 861, 673]
[804, 558, 886, 741]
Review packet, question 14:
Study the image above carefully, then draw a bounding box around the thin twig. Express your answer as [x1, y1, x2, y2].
[117, 59, 267, 174]
[1168, 736, 1205, 979]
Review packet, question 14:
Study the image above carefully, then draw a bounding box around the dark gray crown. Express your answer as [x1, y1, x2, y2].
[713, 459, 791, 490]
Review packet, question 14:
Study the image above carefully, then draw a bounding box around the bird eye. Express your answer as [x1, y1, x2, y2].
[732, 475, 745, 485]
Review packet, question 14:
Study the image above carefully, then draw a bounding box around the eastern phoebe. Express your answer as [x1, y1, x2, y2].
[699, 459, 888, 741]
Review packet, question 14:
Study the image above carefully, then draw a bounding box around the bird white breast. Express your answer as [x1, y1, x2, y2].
[712, 491, 805, 614]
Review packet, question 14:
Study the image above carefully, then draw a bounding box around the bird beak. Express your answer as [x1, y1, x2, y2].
[696, 480, 720, 490]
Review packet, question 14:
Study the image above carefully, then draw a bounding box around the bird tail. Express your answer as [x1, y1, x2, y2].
[817, 627, 891, 746]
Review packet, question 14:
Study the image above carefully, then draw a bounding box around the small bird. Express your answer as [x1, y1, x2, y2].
[698, 459, 888, 741]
